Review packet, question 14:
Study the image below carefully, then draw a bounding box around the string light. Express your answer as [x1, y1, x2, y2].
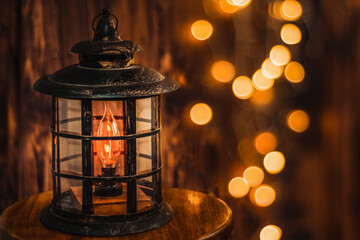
[232, 76, 254, 99]
[261, 58, 283, 79]
[286, 109, 309, 132]
[228, 177, 250, 198]
[255, 132, 277, 155]
[285, 61, 305, 83]
[252, 69, 275, 91]
[191, 1, 306, 238]
[191, 20, 213, 41]
[264, 151, 285, 174]
[260, 225, 282, 240]
[281, 23, 302, 45]
[243, 166, 264, 187]
[211, 60, 236, 83]
[270, 45, 291, 66]
[190, 103, 213, 125]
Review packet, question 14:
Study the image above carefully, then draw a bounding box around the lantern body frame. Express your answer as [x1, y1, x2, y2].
[33, 9, 179, 236]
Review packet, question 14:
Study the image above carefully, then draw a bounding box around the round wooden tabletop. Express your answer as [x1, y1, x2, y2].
[0, 188, 232, 240]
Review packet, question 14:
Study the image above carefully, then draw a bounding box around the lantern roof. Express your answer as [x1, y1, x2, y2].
[33, 9, 179, 99]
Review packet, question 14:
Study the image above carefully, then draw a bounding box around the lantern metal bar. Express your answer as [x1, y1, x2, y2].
[60, 153, 82, 163]
[59, 117, 82, 124]
[51, 166, 161, 181]
[138, 153, 151, 159]
[136, 117, 152, 123]
[151, 96, 158, 201]
[50, 128, 160, 140]
[81, 99, 93, 214]
[126, 99, 137, 213]
[52, 97, 60, 207]
[157, 97, 162, 203]
[50, 200, 166, 221]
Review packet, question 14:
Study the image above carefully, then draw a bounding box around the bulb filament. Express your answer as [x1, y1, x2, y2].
[96, 102, 121, 167]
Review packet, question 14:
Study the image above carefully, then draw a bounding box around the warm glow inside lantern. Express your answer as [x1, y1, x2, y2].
[32, 9, 179, 236]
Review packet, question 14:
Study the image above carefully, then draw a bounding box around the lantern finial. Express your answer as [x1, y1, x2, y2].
[92, 8, 120, 41]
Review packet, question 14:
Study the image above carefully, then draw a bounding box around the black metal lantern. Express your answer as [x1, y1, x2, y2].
[33, 9, 179, 236]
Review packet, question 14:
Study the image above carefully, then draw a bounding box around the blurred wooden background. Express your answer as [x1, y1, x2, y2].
[1, 0, 360, 239]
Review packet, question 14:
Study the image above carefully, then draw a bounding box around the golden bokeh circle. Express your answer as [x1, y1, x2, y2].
[190, 103, 213, 125]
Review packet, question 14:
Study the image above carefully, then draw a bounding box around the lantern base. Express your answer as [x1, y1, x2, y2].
[40, 202, 174, 236]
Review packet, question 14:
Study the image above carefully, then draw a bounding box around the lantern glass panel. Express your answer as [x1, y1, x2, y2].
[58, 98, 81, 135]
[59, 137, 82, 175]
[59, 178, 83, 213]
[53, 96, 161, 216]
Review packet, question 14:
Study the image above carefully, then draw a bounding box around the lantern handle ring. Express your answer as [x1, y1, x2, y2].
[92, 8, 119, 37]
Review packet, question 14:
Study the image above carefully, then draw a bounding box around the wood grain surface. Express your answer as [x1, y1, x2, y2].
[0, 188, 232, 240]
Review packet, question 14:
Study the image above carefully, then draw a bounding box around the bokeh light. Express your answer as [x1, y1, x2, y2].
[228, 177, 250, 198]
[243, 166, 264, 187]
[269, 1, 284, 20]
[220, 0, 240, 14]
[252, 69, 275, 91]
[270, 45, 291, 66]
[281, 0, 303, 21]
[264, 151, 285, 174]
[232, 76, 254, 99]
[286, 109, 309, 132]
[253, 185, 276, 207]
[261, 58, 283, 79]
[281, 23, 302, 45]
[255, 132, 277, 155]
[191, 20, 213, 41]
[190, 103, 213, 125]
[228, 0, 252, 7]
[285, 61, 305, 83]
[260, 225, 282, 240]
[211, 60, 235, 83]
[250, 89, 274, 106]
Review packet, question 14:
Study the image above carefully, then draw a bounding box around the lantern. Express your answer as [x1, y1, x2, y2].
[33, 9, 179, 236]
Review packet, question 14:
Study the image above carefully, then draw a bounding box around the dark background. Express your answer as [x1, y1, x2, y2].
[1, 0, 360, 239]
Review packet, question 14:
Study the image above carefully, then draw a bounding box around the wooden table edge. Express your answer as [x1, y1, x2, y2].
[0, 188, 233, 240]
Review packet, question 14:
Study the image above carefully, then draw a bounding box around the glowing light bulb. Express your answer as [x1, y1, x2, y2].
[261, 58, 283, 79]
[211, 60, 235, 83]
[255, 132, 277, 155]
[287, 109, 309, 132]
[270, 45, 291, 66]
[285, 61, 305, 83]
[264, 151, 285, 174]
[281, 0, 302, 21]
[281, 23, 302, 45]
[232, 76, 253, 99]
[191, 20, 213, 40]
[190, 103, 212, 125]
[243, 166, 264, 187]
[96, 102, 121, 166]
[252, 69, 275, 91]
[260, 225, 282, 240]
[228, 177, 250, 198]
